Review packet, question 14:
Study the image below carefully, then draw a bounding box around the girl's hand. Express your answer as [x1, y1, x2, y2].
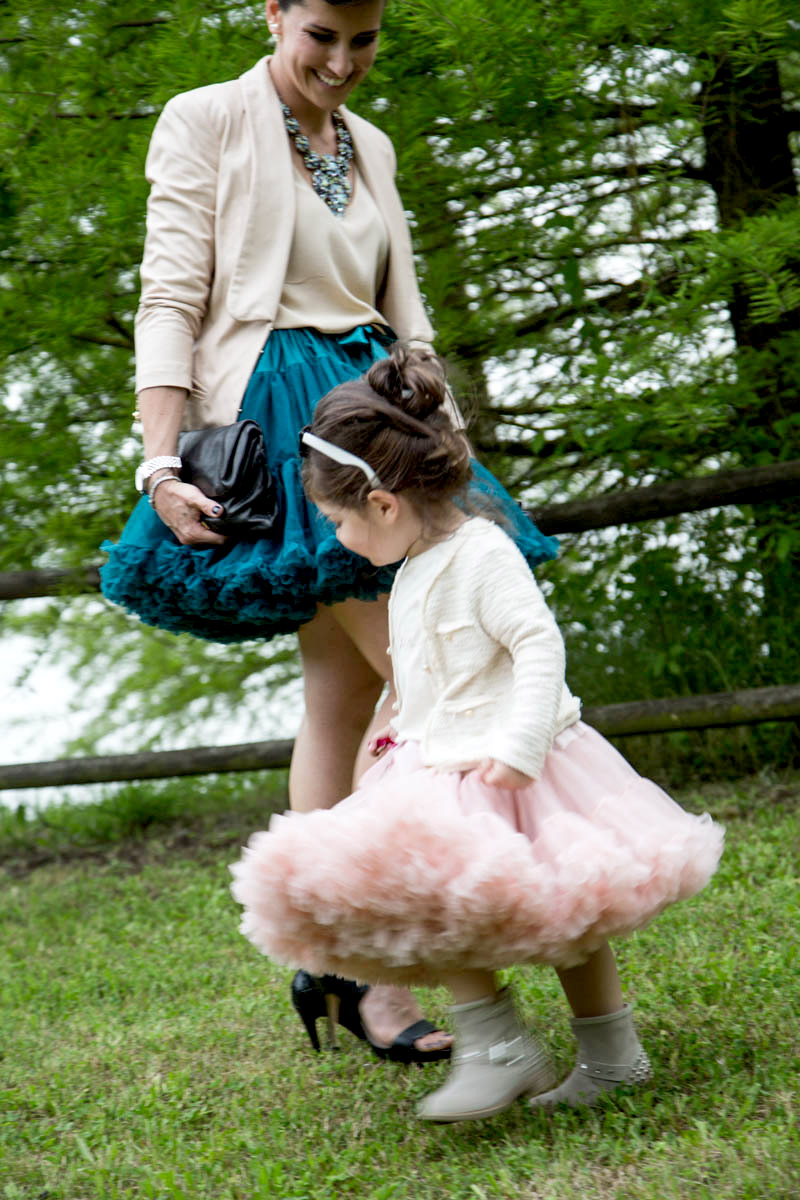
[150, 477, 228, 546]
[479, 759, 533, 790]
[367, 726, 396, 757]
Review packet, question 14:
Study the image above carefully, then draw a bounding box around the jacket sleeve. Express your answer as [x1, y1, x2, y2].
[134, 92, 221, 395]
[473, 537, 567, 778]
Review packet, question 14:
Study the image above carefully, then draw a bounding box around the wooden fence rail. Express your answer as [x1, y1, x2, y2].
[2, 684, 798, 792]
[2, 458, 799, 601]
[2, 460, 797, 793]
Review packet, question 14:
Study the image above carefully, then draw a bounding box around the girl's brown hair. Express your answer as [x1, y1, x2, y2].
[302, 344, 472, 513]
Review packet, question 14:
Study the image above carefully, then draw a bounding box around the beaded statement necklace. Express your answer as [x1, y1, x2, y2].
[280, 102, 354, 217]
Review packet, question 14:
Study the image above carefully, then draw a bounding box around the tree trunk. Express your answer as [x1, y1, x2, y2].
[700, 54, 798, 365]
[699, 53, 800, 710]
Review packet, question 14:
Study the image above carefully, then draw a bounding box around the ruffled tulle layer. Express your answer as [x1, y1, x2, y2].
[231, 723, 724, 983]
[100, 326, 558, 643]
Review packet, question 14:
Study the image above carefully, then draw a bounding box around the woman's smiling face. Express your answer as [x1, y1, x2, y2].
[266, 0, 384, 120]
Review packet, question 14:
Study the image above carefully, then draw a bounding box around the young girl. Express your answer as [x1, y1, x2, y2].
[231, 346, 724, 1124]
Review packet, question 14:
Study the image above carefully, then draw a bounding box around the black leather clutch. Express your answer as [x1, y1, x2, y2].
[178, 420, 281, 538]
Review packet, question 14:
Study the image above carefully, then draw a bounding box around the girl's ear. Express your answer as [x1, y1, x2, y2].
[366, 489, 399, 522]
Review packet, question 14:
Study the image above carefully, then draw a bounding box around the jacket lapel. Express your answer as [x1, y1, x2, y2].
[344, 111, 397, 225]
[344, 108, 430, 338]
[227, 57, 296, 321]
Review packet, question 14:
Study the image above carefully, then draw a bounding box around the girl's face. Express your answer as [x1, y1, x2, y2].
[267, 0, 384, 119]
[318, 493, 422, 567]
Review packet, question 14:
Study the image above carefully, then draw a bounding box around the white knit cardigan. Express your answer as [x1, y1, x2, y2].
[388, 519, 581, 779]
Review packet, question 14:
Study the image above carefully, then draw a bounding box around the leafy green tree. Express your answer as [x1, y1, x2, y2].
[1, 0, 798, 772]
[376, 0, 800, 776]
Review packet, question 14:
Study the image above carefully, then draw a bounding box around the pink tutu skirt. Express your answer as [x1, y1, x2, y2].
[230, 722, 724, 983]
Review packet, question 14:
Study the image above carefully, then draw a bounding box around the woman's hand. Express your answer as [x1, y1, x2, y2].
[150, 477, 227, 546]
[136, 386, 226, 545]
[367, 726, 396, 757]
[478, 759, 533, 790]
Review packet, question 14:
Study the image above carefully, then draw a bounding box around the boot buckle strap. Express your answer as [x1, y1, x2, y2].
[579, 1059, 628, 1082]
[489, 1037, 525, 1066]
[456, 1037, 526, 1067]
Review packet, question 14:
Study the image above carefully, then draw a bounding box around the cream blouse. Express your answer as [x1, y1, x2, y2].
[274, 164, 390, 332]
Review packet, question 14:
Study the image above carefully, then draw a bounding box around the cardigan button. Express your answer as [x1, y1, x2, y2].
[422, 663, 430, 672]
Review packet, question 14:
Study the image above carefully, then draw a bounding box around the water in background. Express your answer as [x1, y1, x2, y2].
[1, 634, 303, 811]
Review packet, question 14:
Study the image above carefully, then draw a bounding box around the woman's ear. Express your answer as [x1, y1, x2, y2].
[265, 0, 281, 37]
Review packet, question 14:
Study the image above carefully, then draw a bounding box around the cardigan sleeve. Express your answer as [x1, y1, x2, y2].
[134, 91, 222, 394]
[473, 536, 568, 778]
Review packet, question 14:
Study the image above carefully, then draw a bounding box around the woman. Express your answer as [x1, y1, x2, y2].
[100, 0, 558, 1059]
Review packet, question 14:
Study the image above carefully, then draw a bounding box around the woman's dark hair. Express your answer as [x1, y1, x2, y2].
[302, 344, 472, 514]
[277, 1, 383, 9]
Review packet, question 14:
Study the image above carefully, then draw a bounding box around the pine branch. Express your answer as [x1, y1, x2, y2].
[108, 19, 171, 30]
[72, 334, 133, 350]
[53, 110, 158, 121]
[530, 459, 800, 534]
[454, 268, 681, 361]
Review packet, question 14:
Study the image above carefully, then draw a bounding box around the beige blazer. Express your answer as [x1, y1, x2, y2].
[134, 57, 435, 430]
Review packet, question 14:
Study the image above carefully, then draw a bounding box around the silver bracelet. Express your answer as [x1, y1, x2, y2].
[135, 455, 182, 493]
[148, 473, 180, 511]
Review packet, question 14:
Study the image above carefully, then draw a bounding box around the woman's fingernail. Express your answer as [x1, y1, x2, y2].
[212, 505, 222, 515]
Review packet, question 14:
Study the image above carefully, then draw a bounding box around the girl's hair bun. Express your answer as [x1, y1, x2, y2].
[303, 340, 473, 513]
[365, 343, 447, 421]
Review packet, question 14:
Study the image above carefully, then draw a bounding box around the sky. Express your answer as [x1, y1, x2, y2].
[2, 634, 86, 763]
[0, 629, 304, 811]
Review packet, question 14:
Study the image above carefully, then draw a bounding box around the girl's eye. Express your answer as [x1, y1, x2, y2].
[308, 31, 335, 43]
[353, 34, 378, 46]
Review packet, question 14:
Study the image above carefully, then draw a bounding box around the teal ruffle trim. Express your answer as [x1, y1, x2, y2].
[100, 327, 558, 643]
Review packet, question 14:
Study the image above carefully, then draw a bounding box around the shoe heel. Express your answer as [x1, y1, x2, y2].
[290, 970, 323, 1053]
[291, 971, 372, 1054]
[298, 1006, 321, 1052]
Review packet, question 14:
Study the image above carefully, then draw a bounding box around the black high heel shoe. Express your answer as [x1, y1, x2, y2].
[290, 971, 452, 1063]
[291, 971, 368, 1052]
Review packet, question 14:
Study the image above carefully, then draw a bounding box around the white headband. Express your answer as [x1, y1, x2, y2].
[301, 430, 384, 491]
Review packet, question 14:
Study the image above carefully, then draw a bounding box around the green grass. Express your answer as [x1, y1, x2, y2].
[0, 772, 289, 875]
[1, 773, 798, 1199]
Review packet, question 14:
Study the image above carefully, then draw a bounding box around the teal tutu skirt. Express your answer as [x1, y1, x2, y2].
[100, 326, 558, 643]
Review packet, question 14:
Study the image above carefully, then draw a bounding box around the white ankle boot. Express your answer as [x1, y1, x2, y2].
[529, 1003, 652, 1110]
[417, 988, 555, 1123]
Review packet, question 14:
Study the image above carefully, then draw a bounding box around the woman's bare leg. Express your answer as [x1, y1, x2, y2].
[320, 593, 400, 786]
[291, 594, 452, 1053]
[290, 601, 388, 812]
